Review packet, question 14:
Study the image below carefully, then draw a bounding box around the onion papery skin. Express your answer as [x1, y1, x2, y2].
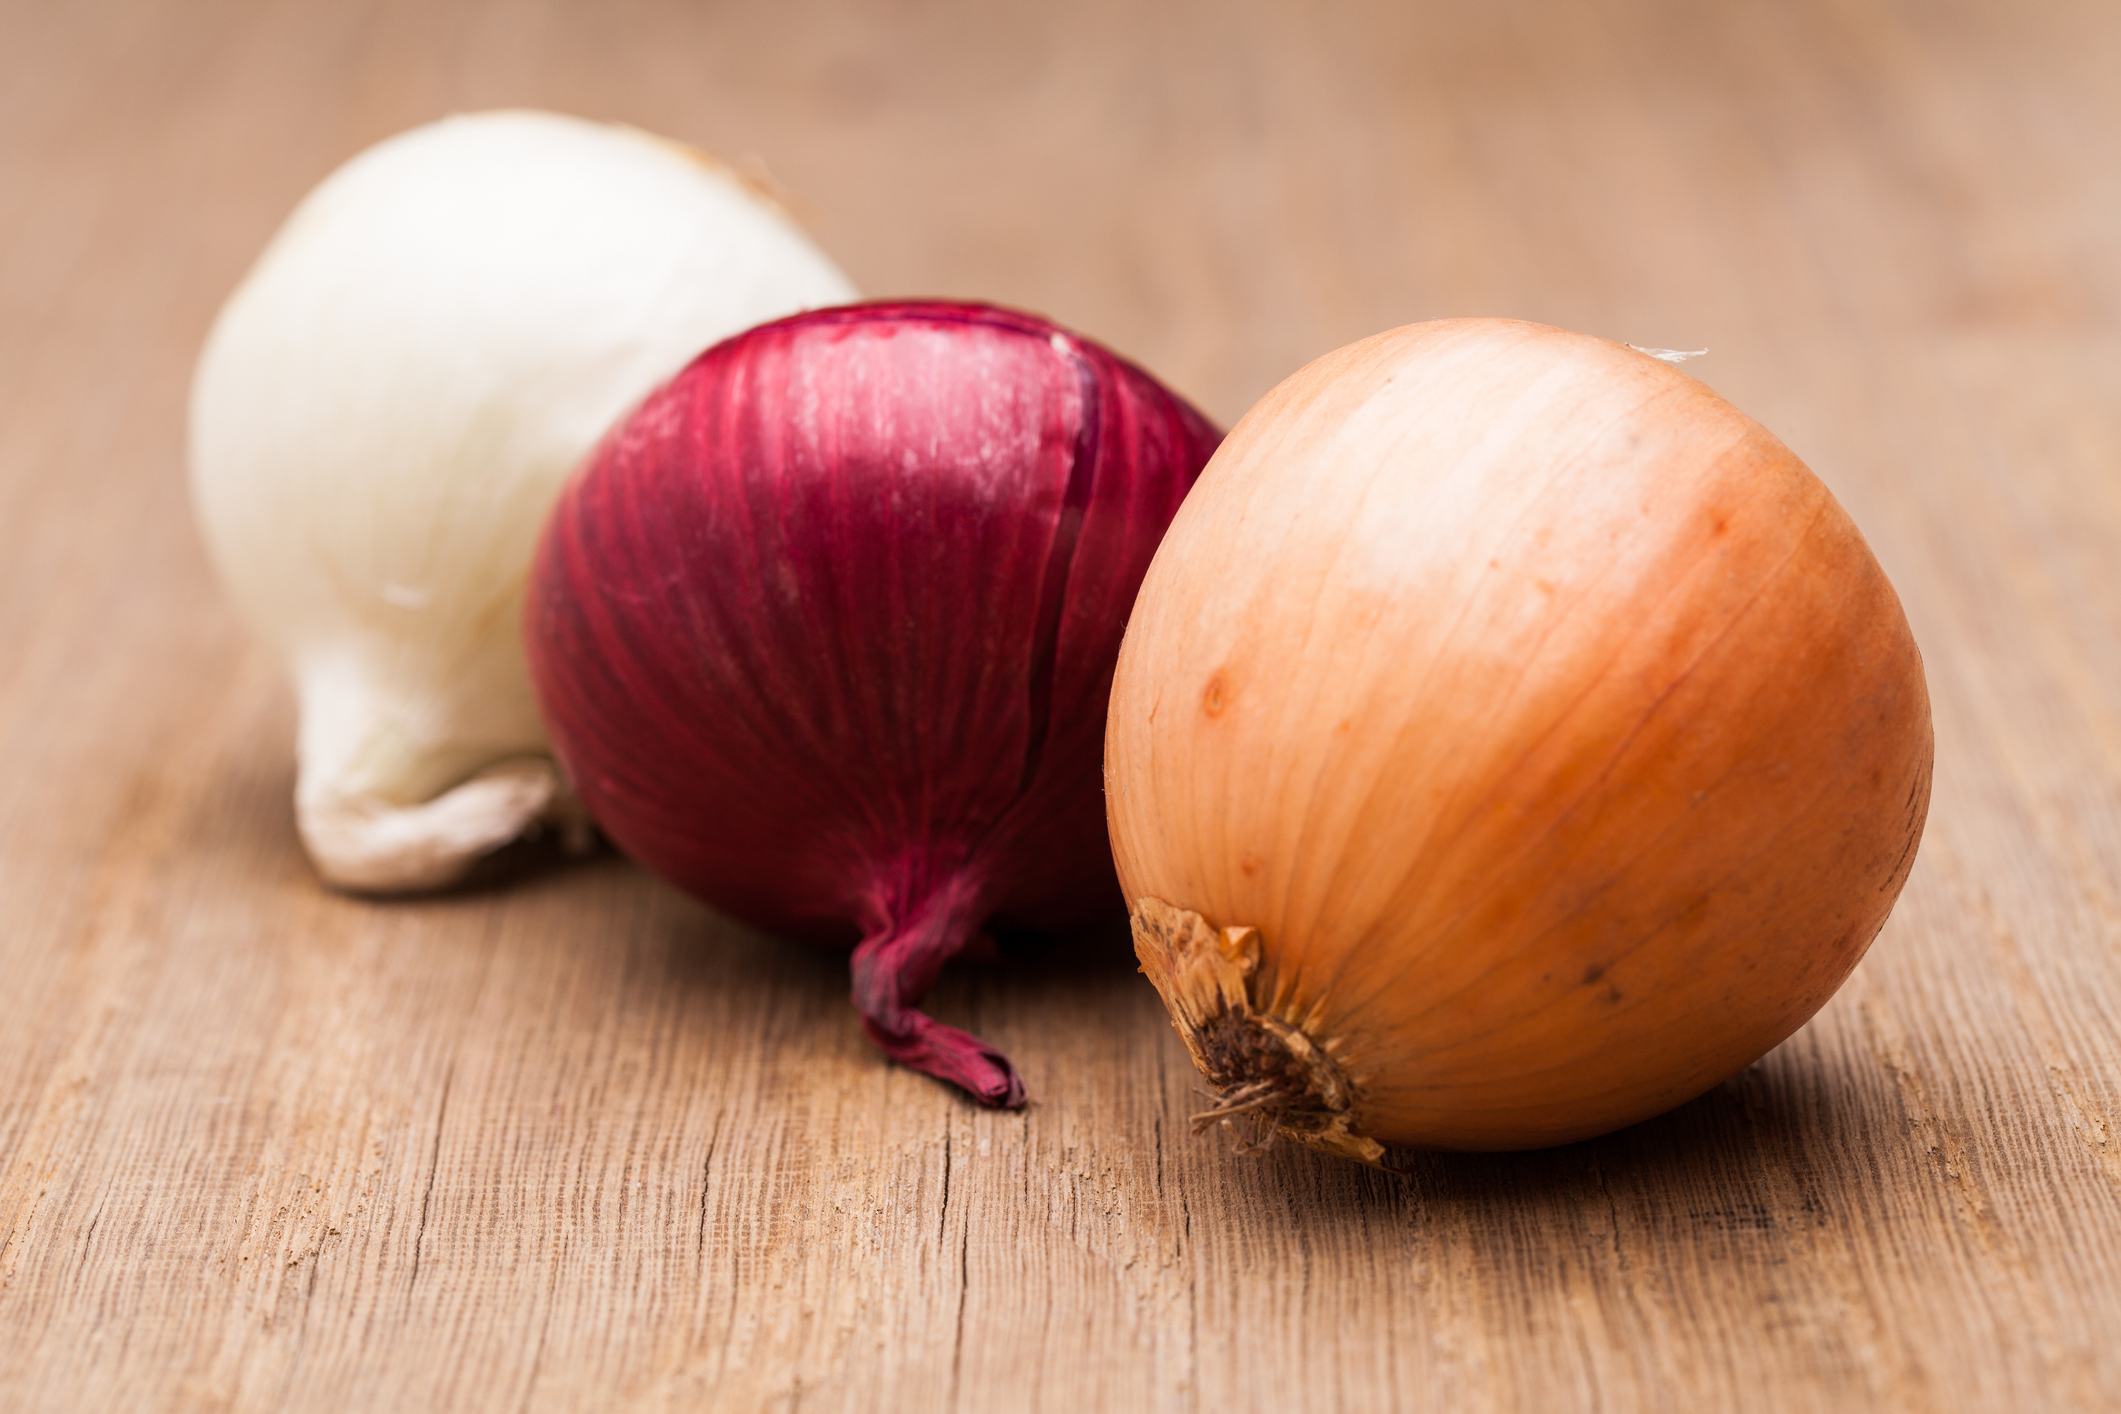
[528, 301, 1221, 1106]
[1106, 319, 1932, 1157]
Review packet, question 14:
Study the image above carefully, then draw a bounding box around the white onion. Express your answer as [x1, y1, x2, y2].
[189, 110, 855, 890]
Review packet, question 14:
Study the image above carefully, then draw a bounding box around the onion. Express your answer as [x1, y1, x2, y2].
[1105, 318, 1932, 1159]
[527, 301, 1221, 1105]
[189, 110, 854, 892]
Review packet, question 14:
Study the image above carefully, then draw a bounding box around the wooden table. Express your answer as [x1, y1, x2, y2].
[5, 1, 2118, 1408]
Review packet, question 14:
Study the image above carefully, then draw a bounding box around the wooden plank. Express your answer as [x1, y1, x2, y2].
[3, 0, 2118, 1408]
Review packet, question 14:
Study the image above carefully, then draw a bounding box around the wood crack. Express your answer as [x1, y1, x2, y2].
[408, 1060, 455, 1291]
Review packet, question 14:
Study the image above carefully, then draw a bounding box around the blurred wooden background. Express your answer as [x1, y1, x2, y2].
[4, 0, 2120, 1409]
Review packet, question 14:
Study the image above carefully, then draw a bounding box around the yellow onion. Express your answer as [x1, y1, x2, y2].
[1105, 319, 1932, 1159]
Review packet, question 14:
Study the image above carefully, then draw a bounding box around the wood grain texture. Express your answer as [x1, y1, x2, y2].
[2, 0, 2118, 1409]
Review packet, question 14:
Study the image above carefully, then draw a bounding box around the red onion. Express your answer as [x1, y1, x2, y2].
[526, 302, 1220, 1106]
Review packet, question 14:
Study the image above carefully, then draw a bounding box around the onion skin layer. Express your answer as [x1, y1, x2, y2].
[529, 301, 1220, 1107]
[1105, 319, 1932, 1156]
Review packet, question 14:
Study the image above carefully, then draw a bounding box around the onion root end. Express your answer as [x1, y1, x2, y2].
[1130, 897, 1386, 1167]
